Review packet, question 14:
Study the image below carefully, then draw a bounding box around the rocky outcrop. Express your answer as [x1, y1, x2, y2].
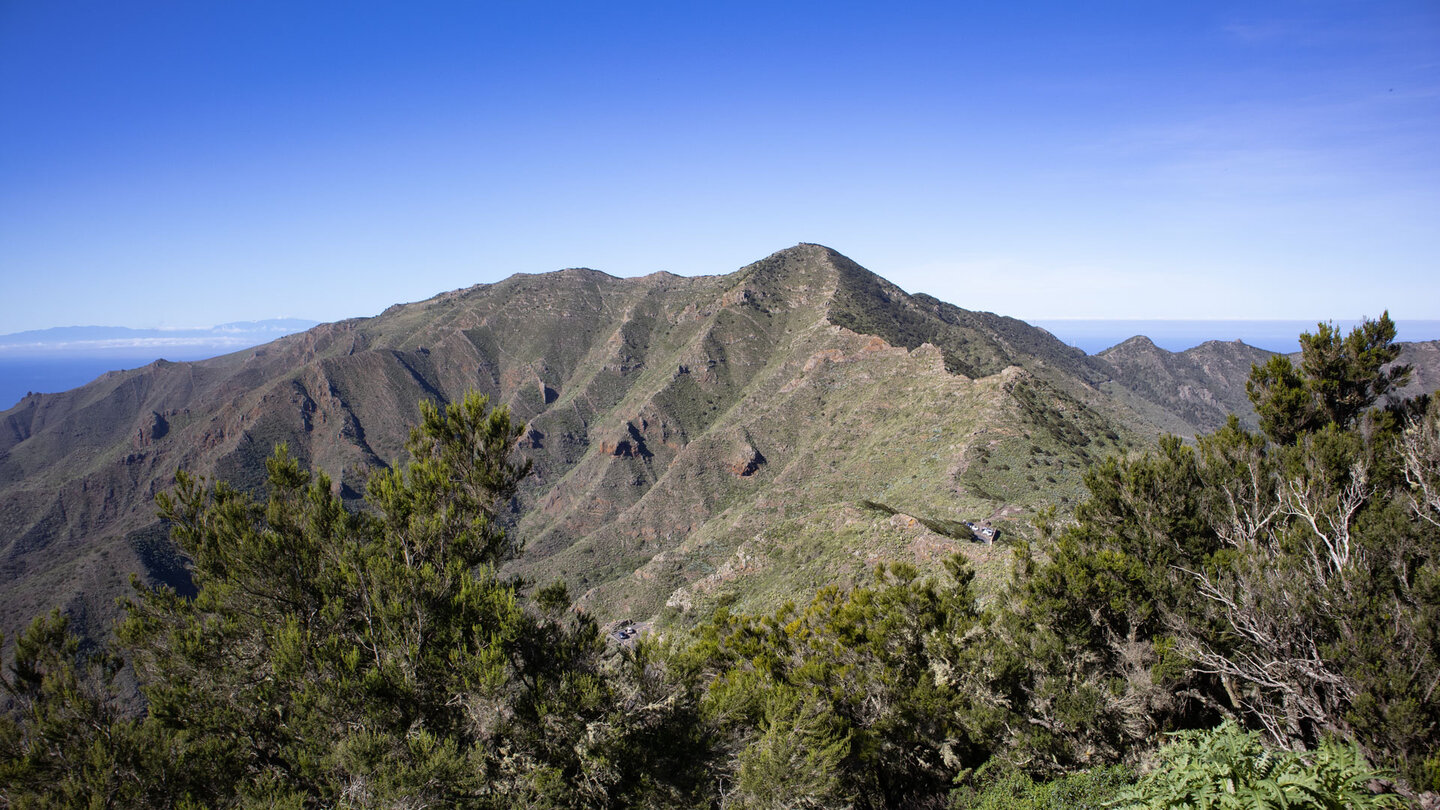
[725, 440, 766, 477]
[132, 411, 170, 449]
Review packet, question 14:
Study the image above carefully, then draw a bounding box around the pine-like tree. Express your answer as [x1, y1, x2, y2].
[2, 393, 707, 807]
[1248, 313, 1411, 444]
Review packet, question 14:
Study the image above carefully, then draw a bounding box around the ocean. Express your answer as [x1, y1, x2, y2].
[0, 351, 227, 411]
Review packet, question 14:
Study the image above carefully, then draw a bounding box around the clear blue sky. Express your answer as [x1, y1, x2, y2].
[2, 1, 1437, 332]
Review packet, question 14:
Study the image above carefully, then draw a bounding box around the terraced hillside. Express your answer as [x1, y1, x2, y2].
[2, 244, 1435, 639]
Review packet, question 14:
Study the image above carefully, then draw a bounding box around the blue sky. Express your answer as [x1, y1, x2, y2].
[2, 1, 1437, 332]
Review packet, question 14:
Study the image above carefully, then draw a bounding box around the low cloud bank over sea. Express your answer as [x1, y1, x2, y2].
[0, 320, 317, 409]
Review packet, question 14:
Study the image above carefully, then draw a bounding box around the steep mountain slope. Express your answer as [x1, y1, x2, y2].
[1086, 333, 1437, 436]
[3, 244, 1436, 640]
[1090, 337, 1275, 432]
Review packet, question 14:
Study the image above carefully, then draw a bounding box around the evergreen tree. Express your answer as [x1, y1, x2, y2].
[0, 611, 197, 807]
[676, 557, 990, 809]
[1007, 316, 1439, 795]
[118, 393, 536, 805]
[1, 392, 705, 808]
[1248, 313, 1411, 444]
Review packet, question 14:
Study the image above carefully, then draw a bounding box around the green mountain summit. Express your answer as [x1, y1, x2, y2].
[2, 245, 1435, 639]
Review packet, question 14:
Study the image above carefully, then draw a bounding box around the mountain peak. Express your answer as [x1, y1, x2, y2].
[13, 244, 1396, 647]
[1101, 335, 1160, 354]
[767, 241, 845, 259]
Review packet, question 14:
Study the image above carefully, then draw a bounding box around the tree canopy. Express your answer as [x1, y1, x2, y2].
[2, 393, 703, 808]
[1247, 312, 1412, 444]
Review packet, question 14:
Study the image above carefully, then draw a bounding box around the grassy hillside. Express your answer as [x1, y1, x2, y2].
[4, 244, 1438, 643]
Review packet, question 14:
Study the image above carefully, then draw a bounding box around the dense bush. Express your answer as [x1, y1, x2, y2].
[2, 394, 705, 808]
[951, 765, 1134, 810]
[672, 557, 991, 808]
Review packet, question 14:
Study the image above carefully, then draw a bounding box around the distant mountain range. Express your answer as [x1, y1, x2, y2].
[0, 320, 321, 410]
[0, 319, 320, 354]
[1, 247, 1434, 645]
[1034, 318, 1440, 354]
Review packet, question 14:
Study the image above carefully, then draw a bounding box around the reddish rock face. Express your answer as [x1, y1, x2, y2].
[726, 445, 766, 477]
[132, 411, 169, 450]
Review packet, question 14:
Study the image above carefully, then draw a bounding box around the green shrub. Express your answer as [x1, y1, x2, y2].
[953, 764, 1134, 810]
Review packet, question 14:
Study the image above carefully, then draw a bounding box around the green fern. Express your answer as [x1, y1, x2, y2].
[1110, 722, 1404, 810]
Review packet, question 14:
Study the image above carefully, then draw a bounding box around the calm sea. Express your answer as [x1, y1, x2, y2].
[0, 351, 227, 411]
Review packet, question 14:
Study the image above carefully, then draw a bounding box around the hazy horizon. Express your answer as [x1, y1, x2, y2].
[7, 311, 1434, 358]
[1030, 318, 1440, 354]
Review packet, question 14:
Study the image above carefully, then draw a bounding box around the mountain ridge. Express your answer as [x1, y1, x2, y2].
[3, 244, 1436, 642]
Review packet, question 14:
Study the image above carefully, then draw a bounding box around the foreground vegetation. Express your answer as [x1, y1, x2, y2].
[2, 317, 1436, 808]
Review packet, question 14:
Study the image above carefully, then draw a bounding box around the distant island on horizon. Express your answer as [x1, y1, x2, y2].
[0, 319, 321, 354]
[0, 319, 319, 409]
